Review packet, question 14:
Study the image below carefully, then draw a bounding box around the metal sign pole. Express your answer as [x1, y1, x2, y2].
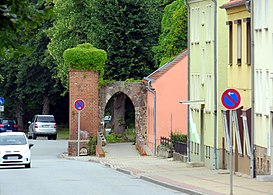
[229, 110, 233, 195]
[78, 111, 80, 156]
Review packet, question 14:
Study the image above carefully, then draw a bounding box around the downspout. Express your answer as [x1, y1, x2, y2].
[245, 0, 255, 178]
[213, 0, 218, 170]
[249, 0, 255, 179]
[144, 77, 157, 155]
[184, 0, 191, 162]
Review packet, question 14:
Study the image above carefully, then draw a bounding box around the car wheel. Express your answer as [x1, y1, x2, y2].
[25, 163, 31, 168]
[48, 135, 52, 140]
[53, 134, 57, 140]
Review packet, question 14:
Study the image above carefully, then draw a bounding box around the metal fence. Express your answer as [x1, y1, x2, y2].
[174, 141, 187, 155]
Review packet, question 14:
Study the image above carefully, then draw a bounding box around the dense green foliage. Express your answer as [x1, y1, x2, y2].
[0, 0, 187, 130]
[171, 132, 187, 143]
[0, 0, 51, 58]
[88, 136, 97, 155]
[91, 0, 164, 81]
[0, 1, 65, 129]
[153, 0, 187, 67]
[46, 0, 95, 91]
[63, 43, 107, 72]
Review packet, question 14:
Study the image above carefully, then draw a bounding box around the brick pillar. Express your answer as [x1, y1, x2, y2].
[68, 69, 99, 156]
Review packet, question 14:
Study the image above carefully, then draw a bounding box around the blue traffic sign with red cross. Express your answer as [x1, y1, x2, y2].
[221, 88, 241, 110]
[74, 99, 85, 111]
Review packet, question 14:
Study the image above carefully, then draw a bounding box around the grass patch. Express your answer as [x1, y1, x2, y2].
[57, 127, 69, 140]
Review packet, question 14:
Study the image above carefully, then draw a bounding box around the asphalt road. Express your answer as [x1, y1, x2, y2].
[0, 140, 187, 195]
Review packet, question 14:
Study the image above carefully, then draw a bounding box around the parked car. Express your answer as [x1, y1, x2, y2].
[28, 115, 57, 140]
[0, 118, 18, 133]
[0, 132, 33, 168]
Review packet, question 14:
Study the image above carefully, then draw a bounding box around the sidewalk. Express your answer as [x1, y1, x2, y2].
[63, 143, 273, 195]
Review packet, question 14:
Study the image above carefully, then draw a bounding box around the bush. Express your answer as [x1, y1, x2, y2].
[105, 133, 123, 143]
[88, 136, 97, 155]
[171, 132, 187, 143]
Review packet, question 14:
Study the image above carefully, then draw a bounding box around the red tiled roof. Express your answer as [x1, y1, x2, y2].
[145, 49, 188, 81]
[221, 0, 246, 9]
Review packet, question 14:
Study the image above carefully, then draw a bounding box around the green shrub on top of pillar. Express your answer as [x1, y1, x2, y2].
[63, 43, 107, 75]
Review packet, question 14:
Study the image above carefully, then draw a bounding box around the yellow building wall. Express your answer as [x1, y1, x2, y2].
[226, 6, 251, 108]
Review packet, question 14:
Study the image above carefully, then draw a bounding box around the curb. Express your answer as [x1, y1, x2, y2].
[61, 153, 206, 195]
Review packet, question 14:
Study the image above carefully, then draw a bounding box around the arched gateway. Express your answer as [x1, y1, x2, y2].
[98, 81, 147, 140]
[68, 70, 148, 156]
[65, 43, 148, 156]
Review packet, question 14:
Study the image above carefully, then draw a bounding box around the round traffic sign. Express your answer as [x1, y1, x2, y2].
[221, 88, 241, 110]
[0, 97, 4, 105]
[74, 99, 85, 111]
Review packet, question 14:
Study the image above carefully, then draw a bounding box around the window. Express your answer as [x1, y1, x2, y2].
[206, 5, 212, 42]
[195, 7, 200, 43]
[205, 74, 212, 112]
[191, 8, 195, 43]
[191, 73, 201, 109]
[254, 0, 262, 30]
[265, 70, 269, 115]
[235, 20, 242, 65]
[201, 10, 205, 26]
[226, 21, 233, 64]
[244, 18, 251, 64]
[255, 69, 263, 114]
[202, 48, 205, 84]
[264, 0, 268, 30]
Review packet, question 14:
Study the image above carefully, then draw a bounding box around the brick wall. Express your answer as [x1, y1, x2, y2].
[69, 69, 99, 156]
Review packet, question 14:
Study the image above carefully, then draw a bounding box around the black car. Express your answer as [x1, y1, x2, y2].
[0, 118, 18, 133]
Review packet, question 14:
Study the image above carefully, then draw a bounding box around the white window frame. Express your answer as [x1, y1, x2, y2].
[237, 20, 242, 64]
[195, 7, 200, 43]
[201, 10, 205, 26]
[264, 0, 268, 30]
[205, 74, 212, 112]
[242, 114, 252, 156]
[255, 0, 262, 30]
[195, 74, 200, 110]
[265, 69, 270, 115]
[255, 69, 263, 114]
[191, 8, 195, 43]
[191, 74, 195, 109]
[221, 111, 230, 152]
[206, 5, 211, 42]
[233, 111, 243, 155]
[202, 48, 205, 84]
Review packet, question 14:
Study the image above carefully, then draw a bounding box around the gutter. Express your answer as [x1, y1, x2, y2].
[213, 0, 218, 170]
[143, 77, 157, 155]
[247, 0, 255, 179]
[184, 0, 191, 162]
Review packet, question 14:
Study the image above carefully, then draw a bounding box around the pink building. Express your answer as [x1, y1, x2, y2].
[145, 50, 188, 153]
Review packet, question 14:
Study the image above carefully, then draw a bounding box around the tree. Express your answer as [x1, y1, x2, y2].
[91, 0, 171, 137]
[91, 0, 163, 81]
[0, 2, 62, 130]
[153, 0, 187, 67]
[0, 0, 50, 58]
[46, 0, 95, 91]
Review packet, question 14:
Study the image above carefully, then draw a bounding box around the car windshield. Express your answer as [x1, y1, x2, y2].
[0, 135, 27, 145]
[37, 116, 55, 123]
[2, 119, 15, 124]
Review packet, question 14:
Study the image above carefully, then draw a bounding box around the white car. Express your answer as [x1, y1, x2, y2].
[0, 132, 33, 168]
[28, 115, 57, 140]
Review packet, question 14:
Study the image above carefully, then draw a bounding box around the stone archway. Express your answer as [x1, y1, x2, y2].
[99, 81, 147, 143]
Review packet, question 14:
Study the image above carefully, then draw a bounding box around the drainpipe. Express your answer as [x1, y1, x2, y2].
[248, 0, 255, 179]
[184, 0, 191, 162]
[213, 0, 218, 170]
[245, 0, 255, 178]
[144, 77, 157, 155]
